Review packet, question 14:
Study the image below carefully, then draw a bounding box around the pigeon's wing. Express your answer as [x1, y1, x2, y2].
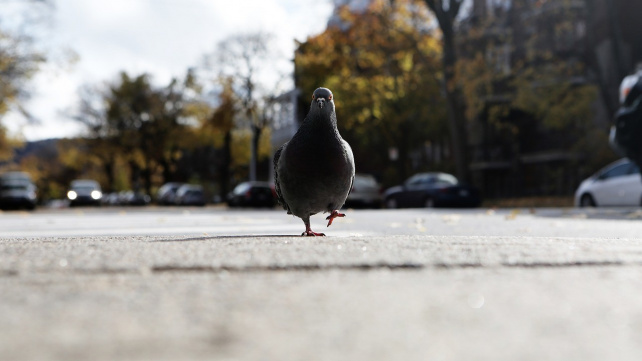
[273, 143, 291, 213]
[343, 139, 355, 197]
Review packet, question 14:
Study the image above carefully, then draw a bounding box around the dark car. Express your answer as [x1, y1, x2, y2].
[227, 181, 276, 208]
[175, 184, 206, 206]
[0, 172, 37, 210]
[101, 192, 120, 206]
[383, 172, 481, 208]
[119, 190, 151, 206]
[67, 179, 102, 207]
[156, 182, 184, 205]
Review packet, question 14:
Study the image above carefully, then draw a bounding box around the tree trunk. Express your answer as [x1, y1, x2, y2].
[250, 124, 262, 181]
[160, 158, 172, 184]
[103, 161, 114, 193]
[219, 130, 232, 201]
[129, 161, 141, 192]
[142, 163, 152, 197]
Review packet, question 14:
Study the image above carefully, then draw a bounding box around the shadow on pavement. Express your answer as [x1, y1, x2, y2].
[152, 235, 304, 242]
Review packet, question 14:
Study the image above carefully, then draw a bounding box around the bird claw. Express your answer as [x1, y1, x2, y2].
[302, 230, 326, 237]
[326, 210, 346, 227]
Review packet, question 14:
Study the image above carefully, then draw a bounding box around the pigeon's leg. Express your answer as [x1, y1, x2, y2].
[302, 217, 325, 236]
[325, 210, 346, 227]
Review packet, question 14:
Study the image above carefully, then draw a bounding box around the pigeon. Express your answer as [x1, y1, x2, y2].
[273, 87, 355, 236]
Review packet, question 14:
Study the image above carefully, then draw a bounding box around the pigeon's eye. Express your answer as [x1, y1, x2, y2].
[312, 94, 316, 100]
[328, 94, 333, 100]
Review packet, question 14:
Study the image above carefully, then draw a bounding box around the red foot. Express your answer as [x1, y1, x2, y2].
[326, 210, 346, 227]
[302, 229, 325, 237]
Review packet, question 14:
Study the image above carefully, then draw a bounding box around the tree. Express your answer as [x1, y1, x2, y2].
[420, 0, 470, 182]
[205, 32, 281, 181]
[0, 1, 49, 162]
[0, 30, 44, 119]
[73, 84, 121, 191]
[454, 0, 616, 196]
[73, 72, 192, 194]
[203, 77, 237, 200]
[295, 0, 448, 184]
[0, 0, 50, 119]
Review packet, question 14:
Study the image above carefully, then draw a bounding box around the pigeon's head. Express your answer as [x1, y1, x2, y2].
[311, 87, 334, 112]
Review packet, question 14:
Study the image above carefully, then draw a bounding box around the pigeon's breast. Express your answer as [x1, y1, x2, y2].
[286, 139, 349, 177]
[279, 137, 354, 215]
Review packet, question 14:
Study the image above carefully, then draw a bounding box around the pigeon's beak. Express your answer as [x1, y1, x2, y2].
[316, 98, 325, 109]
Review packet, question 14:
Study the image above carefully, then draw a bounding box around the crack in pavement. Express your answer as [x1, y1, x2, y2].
[151, 262, 425, 273]
[1, 260, 638, 277]
[501, 260, 624, 268]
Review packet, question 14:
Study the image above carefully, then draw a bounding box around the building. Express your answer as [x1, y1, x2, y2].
[269, 89, 300, 182]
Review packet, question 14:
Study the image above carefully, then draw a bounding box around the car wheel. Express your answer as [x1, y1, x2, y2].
[424, 197, 435, 208]
[580, 194, 596, 207]
[385, 197, 398, 209]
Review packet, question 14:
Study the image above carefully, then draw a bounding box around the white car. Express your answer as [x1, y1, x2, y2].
[575, 159, 642, 207]
[344, 174, 382, 208]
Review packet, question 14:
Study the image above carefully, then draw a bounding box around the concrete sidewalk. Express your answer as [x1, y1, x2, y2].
[2, 232, 642, 361]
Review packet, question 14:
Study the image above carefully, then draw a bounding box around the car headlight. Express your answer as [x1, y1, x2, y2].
[91, 190, 102, 200]
[67, 190, 77, 200]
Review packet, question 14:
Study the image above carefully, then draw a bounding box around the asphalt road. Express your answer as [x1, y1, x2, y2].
[3, 206, 642, 360]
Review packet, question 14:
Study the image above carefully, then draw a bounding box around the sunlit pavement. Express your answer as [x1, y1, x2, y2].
[2, 206, 642, 361]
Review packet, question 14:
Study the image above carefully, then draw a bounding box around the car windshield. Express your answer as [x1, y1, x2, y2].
[406, 173, 458, 186]
[600, 163, 632, 179]
[159, 185, 174, 193]
[1, 183, 28, 191]
[1, 173, 31, 182]
[73, 186, 98, 192]
[406, 174, 428, 185]
[354, 176, 377, 188]
[233, 183, 251, 195]
[435, 174, 458, 186]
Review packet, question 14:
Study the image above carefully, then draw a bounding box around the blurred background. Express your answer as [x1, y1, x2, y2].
[0, 0, 640, 209]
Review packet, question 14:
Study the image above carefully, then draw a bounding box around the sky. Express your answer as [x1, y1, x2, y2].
[3, 0, 337, 141]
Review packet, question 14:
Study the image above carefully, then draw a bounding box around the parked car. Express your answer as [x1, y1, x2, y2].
[383, 172, 481, 208]
[67, 179, 102, 207]
[0, 172, 37, 210]
[575, 158, 642, 207]
[119, 190, 151, 206]
[101, 192, 120, 206]
[227, 181, 276, 208]
[175, 184, 206, 206]
[156, 182, 184, 205]
[344, 174, 382, 208]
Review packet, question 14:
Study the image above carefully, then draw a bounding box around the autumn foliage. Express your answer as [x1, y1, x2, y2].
[295, 0, 449, 184]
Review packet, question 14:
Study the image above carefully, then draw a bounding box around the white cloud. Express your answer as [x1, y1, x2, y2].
[4, 0, 334, 141]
